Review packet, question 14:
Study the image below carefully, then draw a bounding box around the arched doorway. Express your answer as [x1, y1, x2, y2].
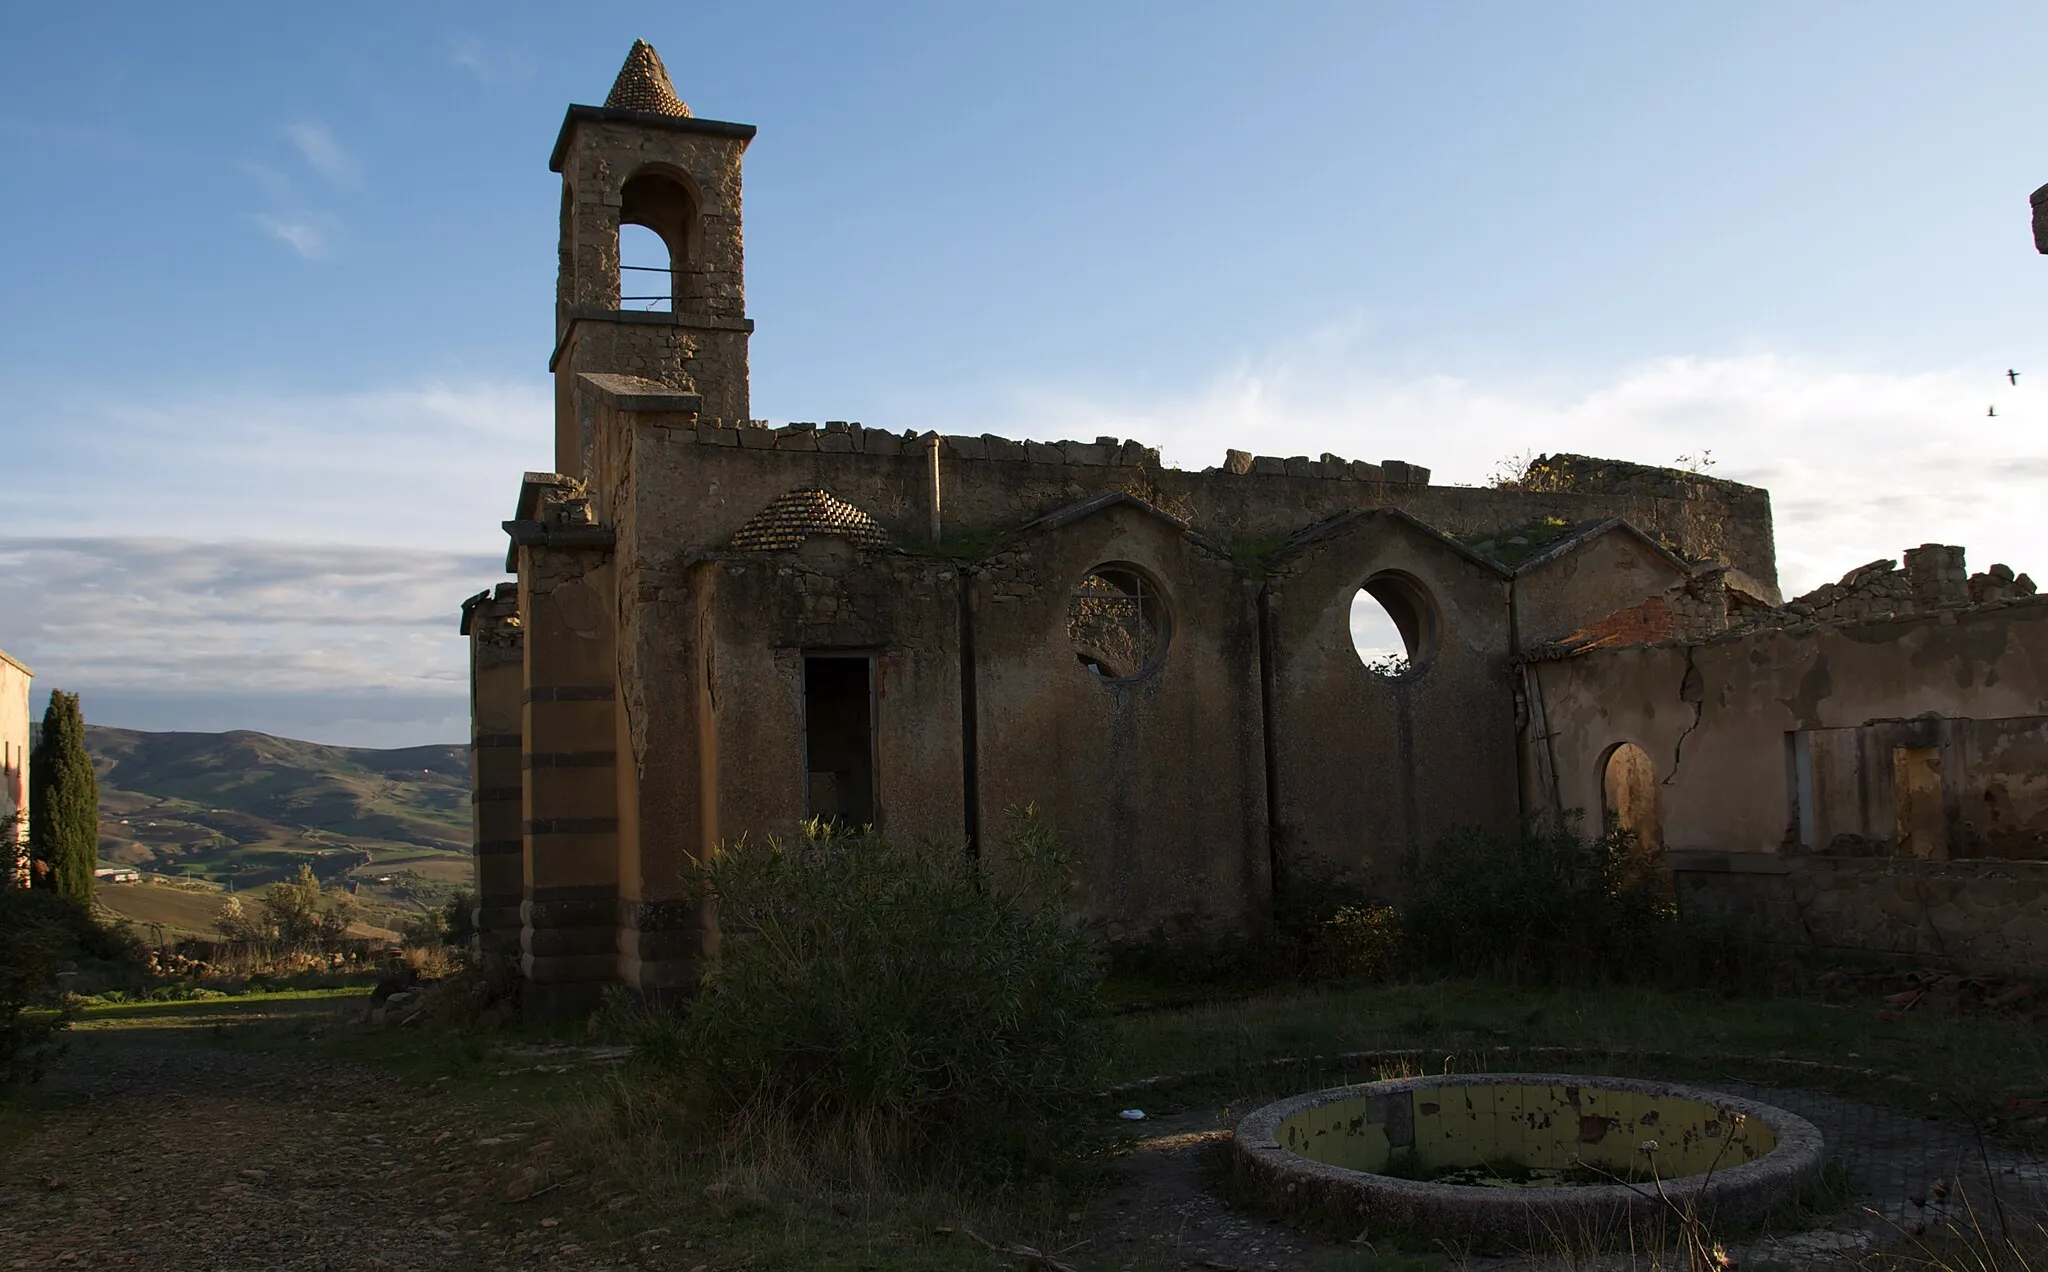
[1601, 743, 1662, 853]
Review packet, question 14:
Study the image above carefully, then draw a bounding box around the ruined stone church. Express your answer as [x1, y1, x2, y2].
[464, 42, 2048, 1017]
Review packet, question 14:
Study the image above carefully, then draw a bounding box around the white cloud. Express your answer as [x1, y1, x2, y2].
[282, 121, 358, 186]
[448, 35, 534, 86]
[238, 160, 295, 200]
[994, 350, 2048, 596]
[248, 213, 330, 259]
[0, 537, 493, 696]
[1, 379, 551, 550]
[0, 375, 547, 742]
[0, 537, 493, 745]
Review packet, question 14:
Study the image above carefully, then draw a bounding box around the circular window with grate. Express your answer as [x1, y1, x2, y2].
[1068, 565, 1170, 682]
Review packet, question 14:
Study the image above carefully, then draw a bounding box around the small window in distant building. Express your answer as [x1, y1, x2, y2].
[1350, 572, 1436, 678]
[1069, 565, 1169, 681]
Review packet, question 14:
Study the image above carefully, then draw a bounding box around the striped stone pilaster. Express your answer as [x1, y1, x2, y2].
[515, 501, 621, 1023]
[461, 582, 525, 956]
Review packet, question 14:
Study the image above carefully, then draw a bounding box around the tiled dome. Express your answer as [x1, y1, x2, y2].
[731, 489, 890, 552]
[604, 40, 692, 118]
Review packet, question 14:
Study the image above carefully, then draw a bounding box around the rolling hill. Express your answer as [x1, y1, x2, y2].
[84, 725, 473, 937]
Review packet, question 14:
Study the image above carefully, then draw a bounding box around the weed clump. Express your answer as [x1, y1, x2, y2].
[629, 810, 1114, 1175]
[1401, 817, 1675, 983]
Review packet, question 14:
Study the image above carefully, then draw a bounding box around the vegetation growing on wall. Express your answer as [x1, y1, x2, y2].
[902, 524, 1007, 562]
[1454, 516, 1575, 569]
[1224, 535, 1293, 578]
[1112, 469, 1195, 523]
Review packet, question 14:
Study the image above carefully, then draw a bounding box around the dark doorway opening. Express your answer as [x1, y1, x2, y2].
[803, 655, 876, 829]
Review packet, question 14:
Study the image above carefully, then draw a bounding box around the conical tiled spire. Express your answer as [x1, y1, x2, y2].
[604, 40, 691, 118]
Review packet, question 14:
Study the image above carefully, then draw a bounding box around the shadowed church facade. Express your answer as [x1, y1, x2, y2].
[463, 44, 2048, 1017]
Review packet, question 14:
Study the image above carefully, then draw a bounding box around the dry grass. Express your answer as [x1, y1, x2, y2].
[532, 1071, 1086, 1272]
[1859, 1189, 2048, 1271]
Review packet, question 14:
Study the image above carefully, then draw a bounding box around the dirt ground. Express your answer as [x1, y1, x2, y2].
[0, 1032, 1347, 1272]
[5, 1003, 2044, 1272]
[0, 1016, 675, 1272]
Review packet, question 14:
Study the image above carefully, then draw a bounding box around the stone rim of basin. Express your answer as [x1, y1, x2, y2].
[1232, 1072, 1825, 1240]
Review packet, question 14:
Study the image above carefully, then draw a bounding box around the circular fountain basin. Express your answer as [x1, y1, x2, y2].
[1233, 1073, 1823, 1242]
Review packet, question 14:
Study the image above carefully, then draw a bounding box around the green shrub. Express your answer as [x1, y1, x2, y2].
[1400, 818, 1675, 983]
[643, 811, 1113, 1172]
[1313, 903, 1403, 981]
[1106, 862, 1400, 992]
[440, 890, 477, 948]
[0, 888, 85, 1090]
[214, 865, 356, 952]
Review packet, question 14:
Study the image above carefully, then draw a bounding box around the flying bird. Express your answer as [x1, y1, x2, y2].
[2009, 369, 2021, 385]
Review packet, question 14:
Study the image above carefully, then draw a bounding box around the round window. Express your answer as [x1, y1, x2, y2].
[1349, 572, 1436, 678]
[1068, 565, 1170, 681]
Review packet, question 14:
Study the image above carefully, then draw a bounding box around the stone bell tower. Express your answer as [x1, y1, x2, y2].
[548, 40, 755, 476]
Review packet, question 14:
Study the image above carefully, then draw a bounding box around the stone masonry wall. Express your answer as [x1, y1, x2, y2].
[595, 409, 1782, 589]
[1515, 454, 1777, 589]
[1677, 857, 2048, 975]
[1741, 544, 2037, 631]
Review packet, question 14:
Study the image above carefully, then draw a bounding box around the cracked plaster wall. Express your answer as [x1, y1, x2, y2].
[1524, 600, 2048, 971]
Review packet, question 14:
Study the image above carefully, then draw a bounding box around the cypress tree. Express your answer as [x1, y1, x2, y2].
[28, 691, 97, 904]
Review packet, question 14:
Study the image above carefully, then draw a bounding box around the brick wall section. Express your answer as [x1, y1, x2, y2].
[1560, 596, 1676, 650]
[1532, 544, 2045, 662]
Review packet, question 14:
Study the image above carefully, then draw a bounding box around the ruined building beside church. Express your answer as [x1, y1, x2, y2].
[464, 42, 2048, 1017]
[0, 647, 29, 886]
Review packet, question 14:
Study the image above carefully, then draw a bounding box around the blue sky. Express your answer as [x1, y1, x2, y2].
[2, 3, 2046, 745]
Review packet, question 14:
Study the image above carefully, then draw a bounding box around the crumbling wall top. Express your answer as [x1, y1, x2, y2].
[1510, 453, 1767, 501]
[1523, 543, 2045, 663]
